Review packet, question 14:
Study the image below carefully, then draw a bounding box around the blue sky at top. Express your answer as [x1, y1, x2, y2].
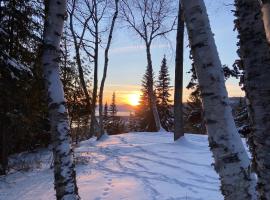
[96, 0, 244, 104]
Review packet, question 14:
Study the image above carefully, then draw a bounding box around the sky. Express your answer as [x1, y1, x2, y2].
[97, 0, 244, 112]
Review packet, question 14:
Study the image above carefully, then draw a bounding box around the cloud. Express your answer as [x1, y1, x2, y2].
[110, 44, 170, 54]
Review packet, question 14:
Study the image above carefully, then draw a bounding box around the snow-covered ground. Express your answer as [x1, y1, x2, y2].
[0, 132, 222, 200]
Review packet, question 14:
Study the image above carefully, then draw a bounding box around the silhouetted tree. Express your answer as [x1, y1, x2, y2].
[136, 66, 156, 131]
[120, 0, 177, 131]
[174, 0, 185, 140]
[98, 0, 120, 140]
[106, 92, 125, 135]
[156, 56, 173, 131]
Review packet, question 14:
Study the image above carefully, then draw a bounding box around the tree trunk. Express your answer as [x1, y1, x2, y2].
[261, 0, 270, 43]
[174, 0, 184, 141]
[90, 0, 99, 137]
[145, 44, 161, 131]
[235, 0, 270, 199]
[42, 0, 79, 199]
[97, 0, 119, 140]
[0, 121, 8, 175]
[182, 0, 256, 199]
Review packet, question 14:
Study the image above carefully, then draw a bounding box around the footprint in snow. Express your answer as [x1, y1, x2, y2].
[107, 177, 114, 187]
[102, 190, 109, 196]
[101, 173, 115, 198]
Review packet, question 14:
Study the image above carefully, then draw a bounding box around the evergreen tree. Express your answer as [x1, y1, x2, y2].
[156, 56, 173, 131]
[136, 66, 156, 131]
[185, 62, 205, 134]
[103, 102, 109, 131]
[104, 102, 109, 120]
[186, 62, 239, 134]
[184, 88, 206, 134]
[0, 28, 34, 174]
[234, 97, 250, 137]
[128, 112, 139, 132]
[106, 92, 125, 135]
[0, 0, 43, 65]
[0, 0, 50, 175]
[60, 31, 91, 142]
[109, 92, 117, 118]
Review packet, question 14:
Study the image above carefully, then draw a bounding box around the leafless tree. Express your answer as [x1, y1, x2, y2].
[68, 0, 110, 137]
[120, 0, 177, 131]
[97, 0, 119, 140]
[79, 0, 109, 137]
[68, 0, 93, 112]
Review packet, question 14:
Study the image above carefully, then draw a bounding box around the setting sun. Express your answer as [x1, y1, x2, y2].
[128, 94, 140, 106]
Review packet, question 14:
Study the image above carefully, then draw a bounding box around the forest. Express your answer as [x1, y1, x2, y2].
[0, 0, 270, 199]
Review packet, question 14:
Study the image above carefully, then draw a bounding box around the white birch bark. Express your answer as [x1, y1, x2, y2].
[261, 0, 270, 43]
[182, 0, 256, 199]
[235, 0, 270, 199]
[42, 0, 79, 199]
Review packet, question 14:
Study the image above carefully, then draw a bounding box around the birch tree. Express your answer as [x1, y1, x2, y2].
[97, 0, 119, 140]
[182, 0, 256, 199]
[234, 0, 270, 198]
[42, 0, 79, 199]
[260, 0, 270, 43]
[174, 0, 184, 140]
[120, 0, 177, 131]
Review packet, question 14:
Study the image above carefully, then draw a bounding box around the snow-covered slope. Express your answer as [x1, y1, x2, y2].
[0, 132, 222, 200]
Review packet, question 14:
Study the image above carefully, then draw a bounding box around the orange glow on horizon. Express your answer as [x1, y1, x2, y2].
[102, 83, 244, 107]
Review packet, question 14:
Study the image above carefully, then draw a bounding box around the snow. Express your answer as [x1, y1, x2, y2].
[47, 67, 66, 104]
[0, 28, 7, 35]
[0, 50, 33, 77]
[0, 132, 223, 200]
[6, 57, 32, 75]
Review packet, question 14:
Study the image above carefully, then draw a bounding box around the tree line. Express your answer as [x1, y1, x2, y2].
[1, 0, 270, 199]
